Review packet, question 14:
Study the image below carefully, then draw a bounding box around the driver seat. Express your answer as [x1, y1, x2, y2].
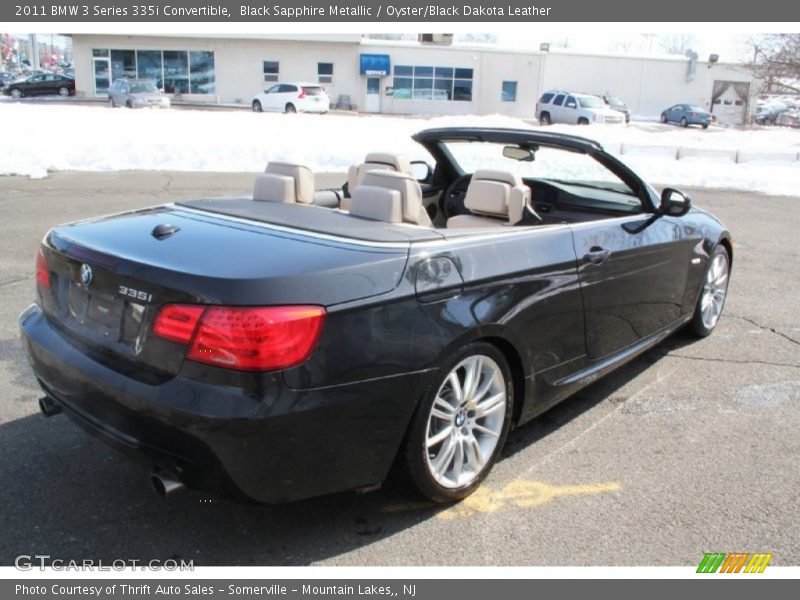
[447, 170, 530, 228]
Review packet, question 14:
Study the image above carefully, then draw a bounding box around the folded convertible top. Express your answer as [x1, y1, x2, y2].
[177, 197, 445, 243]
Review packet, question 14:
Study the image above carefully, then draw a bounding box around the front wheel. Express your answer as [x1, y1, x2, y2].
[577, 117, 590, 125]
[252, 100, 262, 112]
[660, 113, 667, 123]
[400, 342, 514, 503]
[10, 88, 22, 99]
[689, 245, 730, 337]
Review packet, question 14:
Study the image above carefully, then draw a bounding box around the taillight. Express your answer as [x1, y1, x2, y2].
[298, 88, 306, 99]
[153, 304, 325, 371]
[152, 304, 205, 344]
[36, 250, 50, 290]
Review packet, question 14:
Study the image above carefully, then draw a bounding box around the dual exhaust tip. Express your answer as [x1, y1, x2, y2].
[38, 396, 186, 498]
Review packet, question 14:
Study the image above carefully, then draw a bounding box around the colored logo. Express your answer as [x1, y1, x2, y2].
[697, 552, 773, 573]
[80, 264, 93, 287]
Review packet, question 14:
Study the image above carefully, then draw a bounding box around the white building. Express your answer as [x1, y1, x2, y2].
[69, 34, 758, 123]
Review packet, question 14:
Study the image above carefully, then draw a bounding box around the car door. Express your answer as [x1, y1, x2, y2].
[261, 84, 281, 111]
[278, 84, 297, 110]
[551, 93, 566, 122]
[41, 74, 58, 95]
[571, 212, 696, 359]
[564, 95, 579, 123]
[24, 74, 43, 95]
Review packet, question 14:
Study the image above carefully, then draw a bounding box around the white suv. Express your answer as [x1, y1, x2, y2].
[536, 91, 625, 125]
[252, 82, 330, 114]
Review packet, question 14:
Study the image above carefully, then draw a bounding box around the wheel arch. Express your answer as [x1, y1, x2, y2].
[477, 335, 527, 427]
[717, 235, 733, 269]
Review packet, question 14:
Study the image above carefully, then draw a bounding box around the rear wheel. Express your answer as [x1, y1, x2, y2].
[252, 100, 262, 112]
[539, 112, 551, 125]
[10, 88, 22, 99]
[400, 342, 514, 503]
[689, 245, 730, 337]
[681, 117, 689, 128]
[702, 123, 709, 129]
[285, 103, 297, 114]
[58, 86, 70, 97]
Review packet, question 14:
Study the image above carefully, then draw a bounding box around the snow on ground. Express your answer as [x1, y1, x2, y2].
[1, 103, 798, 196]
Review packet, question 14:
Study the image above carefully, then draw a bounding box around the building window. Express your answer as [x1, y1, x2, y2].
[163, 51, 189, 94]
[263, 61, 279, 82]
[190, 51, 215, 94]
[137, 50, 163, 89]
[392, 65, 473, 101]
[110, 50, 136, 80]
[318, 62, 333, 84]
[502, 81, 517, 102]
[92, 48, 109, 58]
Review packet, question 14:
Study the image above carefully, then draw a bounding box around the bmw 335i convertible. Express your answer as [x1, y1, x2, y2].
[20, 127, 732, 504]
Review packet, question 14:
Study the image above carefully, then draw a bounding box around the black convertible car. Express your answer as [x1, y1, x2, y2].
[20, 127, 732, 504]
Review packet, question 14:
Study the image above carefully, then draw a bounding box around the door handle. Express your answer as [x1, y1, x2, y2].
[583, 247, 611, 265]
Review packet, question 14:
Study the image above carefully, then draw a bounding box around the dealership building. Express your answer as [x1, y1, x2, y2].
[69, 34, 758, 123]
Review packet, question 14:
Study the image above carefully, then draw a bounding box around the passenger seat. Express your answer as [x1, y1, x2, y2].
[253, 162, 315, 204]
[446, 170, 530, 228]
[341, 152, 413, 211]
[348, 170, 432, 227]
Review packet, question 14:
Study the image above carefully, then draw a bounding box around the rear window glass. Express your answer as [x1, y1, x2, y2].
[302, 86, 325, 96]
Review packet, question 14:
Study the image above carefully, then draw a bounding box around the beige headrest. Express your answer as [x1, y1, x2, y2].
[363, 152, 412, 175]
[472, 169, 524, 188]
[349, 186, 402, 223]
[253, 173, 295, 203]
[265, 161, 314, 204]
[464, 180, 509, 217]
[360, 170, 431, 226]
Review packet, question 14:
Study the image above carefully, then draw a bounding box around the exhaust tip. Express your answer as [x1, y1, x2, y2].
[151, 469, 185, 498]
[38, 396, 62, 417]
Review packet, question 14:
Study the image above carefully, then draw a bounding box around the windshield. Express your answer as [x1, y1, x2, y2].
[578, 96, 605, 108]
[442, 141, 637, 196]
[607, 96, 624, 107]
[130, 82, 158, 94]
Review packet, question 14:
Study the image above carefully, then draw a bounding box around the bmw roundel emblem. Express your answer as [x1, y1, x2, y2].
[80, 264, 93, 287]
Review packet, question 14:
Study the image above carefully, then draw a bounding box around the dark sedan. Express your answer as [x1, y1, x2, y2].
[3, 72, 75, 98]
[20, 127, 732, 504]
[661, 104, 713, 128]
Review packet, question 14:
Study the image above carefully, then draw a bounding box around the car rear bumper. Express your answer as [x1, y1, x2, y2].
[20, 303, 428, 503]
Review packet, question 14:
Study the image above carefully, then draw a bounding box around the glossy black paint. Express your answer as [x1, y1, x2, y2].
[3, 73, 75, 97]
[19, 128, 732, 503]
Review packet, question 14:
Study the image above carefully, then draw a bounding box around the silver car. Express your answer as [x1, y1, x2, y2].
[108, 79, 170, 109]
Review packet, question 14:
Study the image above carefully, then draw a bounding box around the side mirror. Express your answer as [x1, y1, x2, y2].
[659, 188, 692, 217]
[410, 160, 432, 183]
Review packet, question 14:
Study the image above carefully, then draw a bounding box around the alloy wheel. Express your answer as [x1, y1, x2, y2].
[700, 252, 729, 330]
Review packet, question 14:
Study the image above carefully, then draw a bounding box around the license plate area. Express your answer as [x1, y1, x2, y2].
[65, 282, 146, 348]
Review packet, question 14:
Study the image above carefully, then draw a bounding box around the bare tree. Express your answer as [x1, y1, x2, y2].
[748, 34, 800, 93]
[458, 33, 498, 44]
[659, 34, 696, 55]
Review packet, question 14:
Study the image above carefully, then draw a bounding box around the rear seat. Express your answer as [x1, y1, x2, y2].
[349, 170, 432, 227]
[341, 152, 413, 211]
[254, 162, 315, 204]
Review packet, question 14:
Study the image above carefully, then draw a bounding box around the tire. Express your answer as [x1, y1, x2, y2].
[285, 103, 297, 114]
[689, 245, 730, 337]
[58, 86, 70, 97]
[10, 88, 22, 99]
[577, 117, 590, 125]
[660, 113, 667, 123]
[681, 117, 689, 128]
[702, 124, 709, 129]
[400, 342, 514, 503]
[252, 100, 262, 112]
[109, 98, 115, 108]
[539, 112, 551, 125]
[126, 100, 133, 109]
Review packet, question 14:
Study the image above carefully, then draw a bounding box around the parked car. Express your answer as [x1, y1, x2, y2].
[755, 103, 789, 125]
[3, 72, 75, 98]
[602, 93, 631, 123]
[775, 109, 800, 128]
[20, 127, 732, 504]
[660, 104, 712, 128]
[0, 71, 17, 89]
[108, 78, 170, 109]
[536, 90, 626, 125]
[252, 82, 330, 113]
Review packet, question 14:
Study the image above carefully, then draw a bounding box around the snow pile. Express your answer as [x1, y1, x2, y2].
[0, 103, 798, 196]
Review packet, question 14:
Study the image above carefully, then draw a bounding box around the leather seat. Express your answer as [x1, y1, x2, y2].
[446, 169, 530, 228]
[253, 162, 315, 204]
[341, 152, 413, 211]
[349, 169, 432, 227]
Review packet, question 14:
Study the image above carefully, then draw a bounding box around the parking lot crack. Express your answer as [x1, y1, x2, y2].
[667, 353, 800, 369]
[727, 314, 800, 347]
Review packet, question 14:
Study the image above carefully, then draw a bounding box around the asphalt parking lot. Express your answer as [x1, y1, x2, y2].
[0, 171, 798, 566]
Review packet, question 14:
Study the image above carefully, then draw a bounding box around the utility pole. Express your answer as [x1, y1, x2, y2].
[30, 33, 39, 70]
